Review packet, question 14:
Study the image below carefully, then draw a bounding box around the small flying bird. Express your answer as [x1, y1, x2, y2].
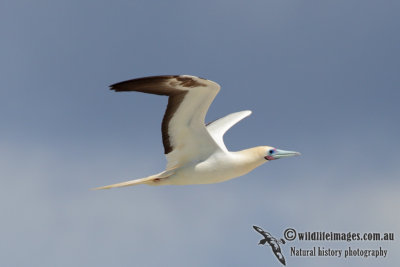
[94, 75, 300, 190]
[253, 225, 286, 266]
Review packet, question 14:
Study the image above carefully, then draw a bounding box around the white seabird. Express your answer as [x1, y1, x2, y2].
[94, 75, 300, 189]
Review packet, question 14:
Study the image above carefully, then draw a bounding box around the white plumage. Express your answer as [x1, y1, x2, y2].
[94, 75, 299, 189]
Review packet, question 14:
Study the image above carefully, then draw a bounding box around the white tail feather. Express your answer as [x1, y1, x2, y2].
[92, 169, 174, 190]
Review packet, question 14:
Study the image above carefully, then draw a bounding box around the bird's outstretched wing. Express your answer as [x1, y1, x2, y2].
[206, 110, 252, 151]
[253, 225, 270, 238]
[110, 75, 223, 170]
[270, 243, 286, 266]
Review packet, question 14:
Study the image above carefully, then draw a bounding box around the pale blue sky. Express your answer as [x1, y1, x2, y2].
[1, 0, 399, 266]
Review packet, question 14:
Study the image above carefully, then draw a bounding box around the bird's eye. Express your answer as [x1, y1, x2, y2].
[269, 149, 275, 155]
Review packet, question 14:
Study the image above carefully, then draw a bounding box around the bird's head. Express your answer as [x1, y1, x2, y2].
[263, 146, 301, 161]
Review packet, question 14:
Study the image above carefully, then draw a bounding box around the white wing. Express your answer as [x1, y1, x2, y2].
[206, 110, 252, 151]
[110, 75, 222, 170]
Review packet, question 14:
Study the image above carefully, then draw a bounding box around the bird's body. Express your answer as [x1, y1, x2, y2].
[154, 147, 267, 185]
[94, 75, 299, 190]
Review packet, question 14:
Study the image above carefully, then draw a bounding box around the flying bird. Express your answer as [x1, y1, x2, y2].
[253, 225, 286, 266]
[94, 75, 300, 189]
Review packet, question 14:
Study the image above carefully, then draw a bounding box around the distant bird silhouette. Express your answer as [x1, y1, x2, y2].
[253, 225, 286, 266]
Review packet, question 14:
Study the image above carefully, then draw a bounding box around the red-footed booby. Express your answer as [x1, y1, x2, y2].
[94, 75, 300, 190]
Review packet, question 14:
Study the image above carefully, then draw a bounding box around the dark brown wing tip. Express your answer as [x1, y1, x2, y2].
[109, 75, 215, 92]
[109, 75, 182, 92]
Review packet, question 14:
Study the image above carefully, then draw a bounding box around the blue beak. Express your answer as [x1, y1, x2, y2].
[265, 149, 301, 160]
